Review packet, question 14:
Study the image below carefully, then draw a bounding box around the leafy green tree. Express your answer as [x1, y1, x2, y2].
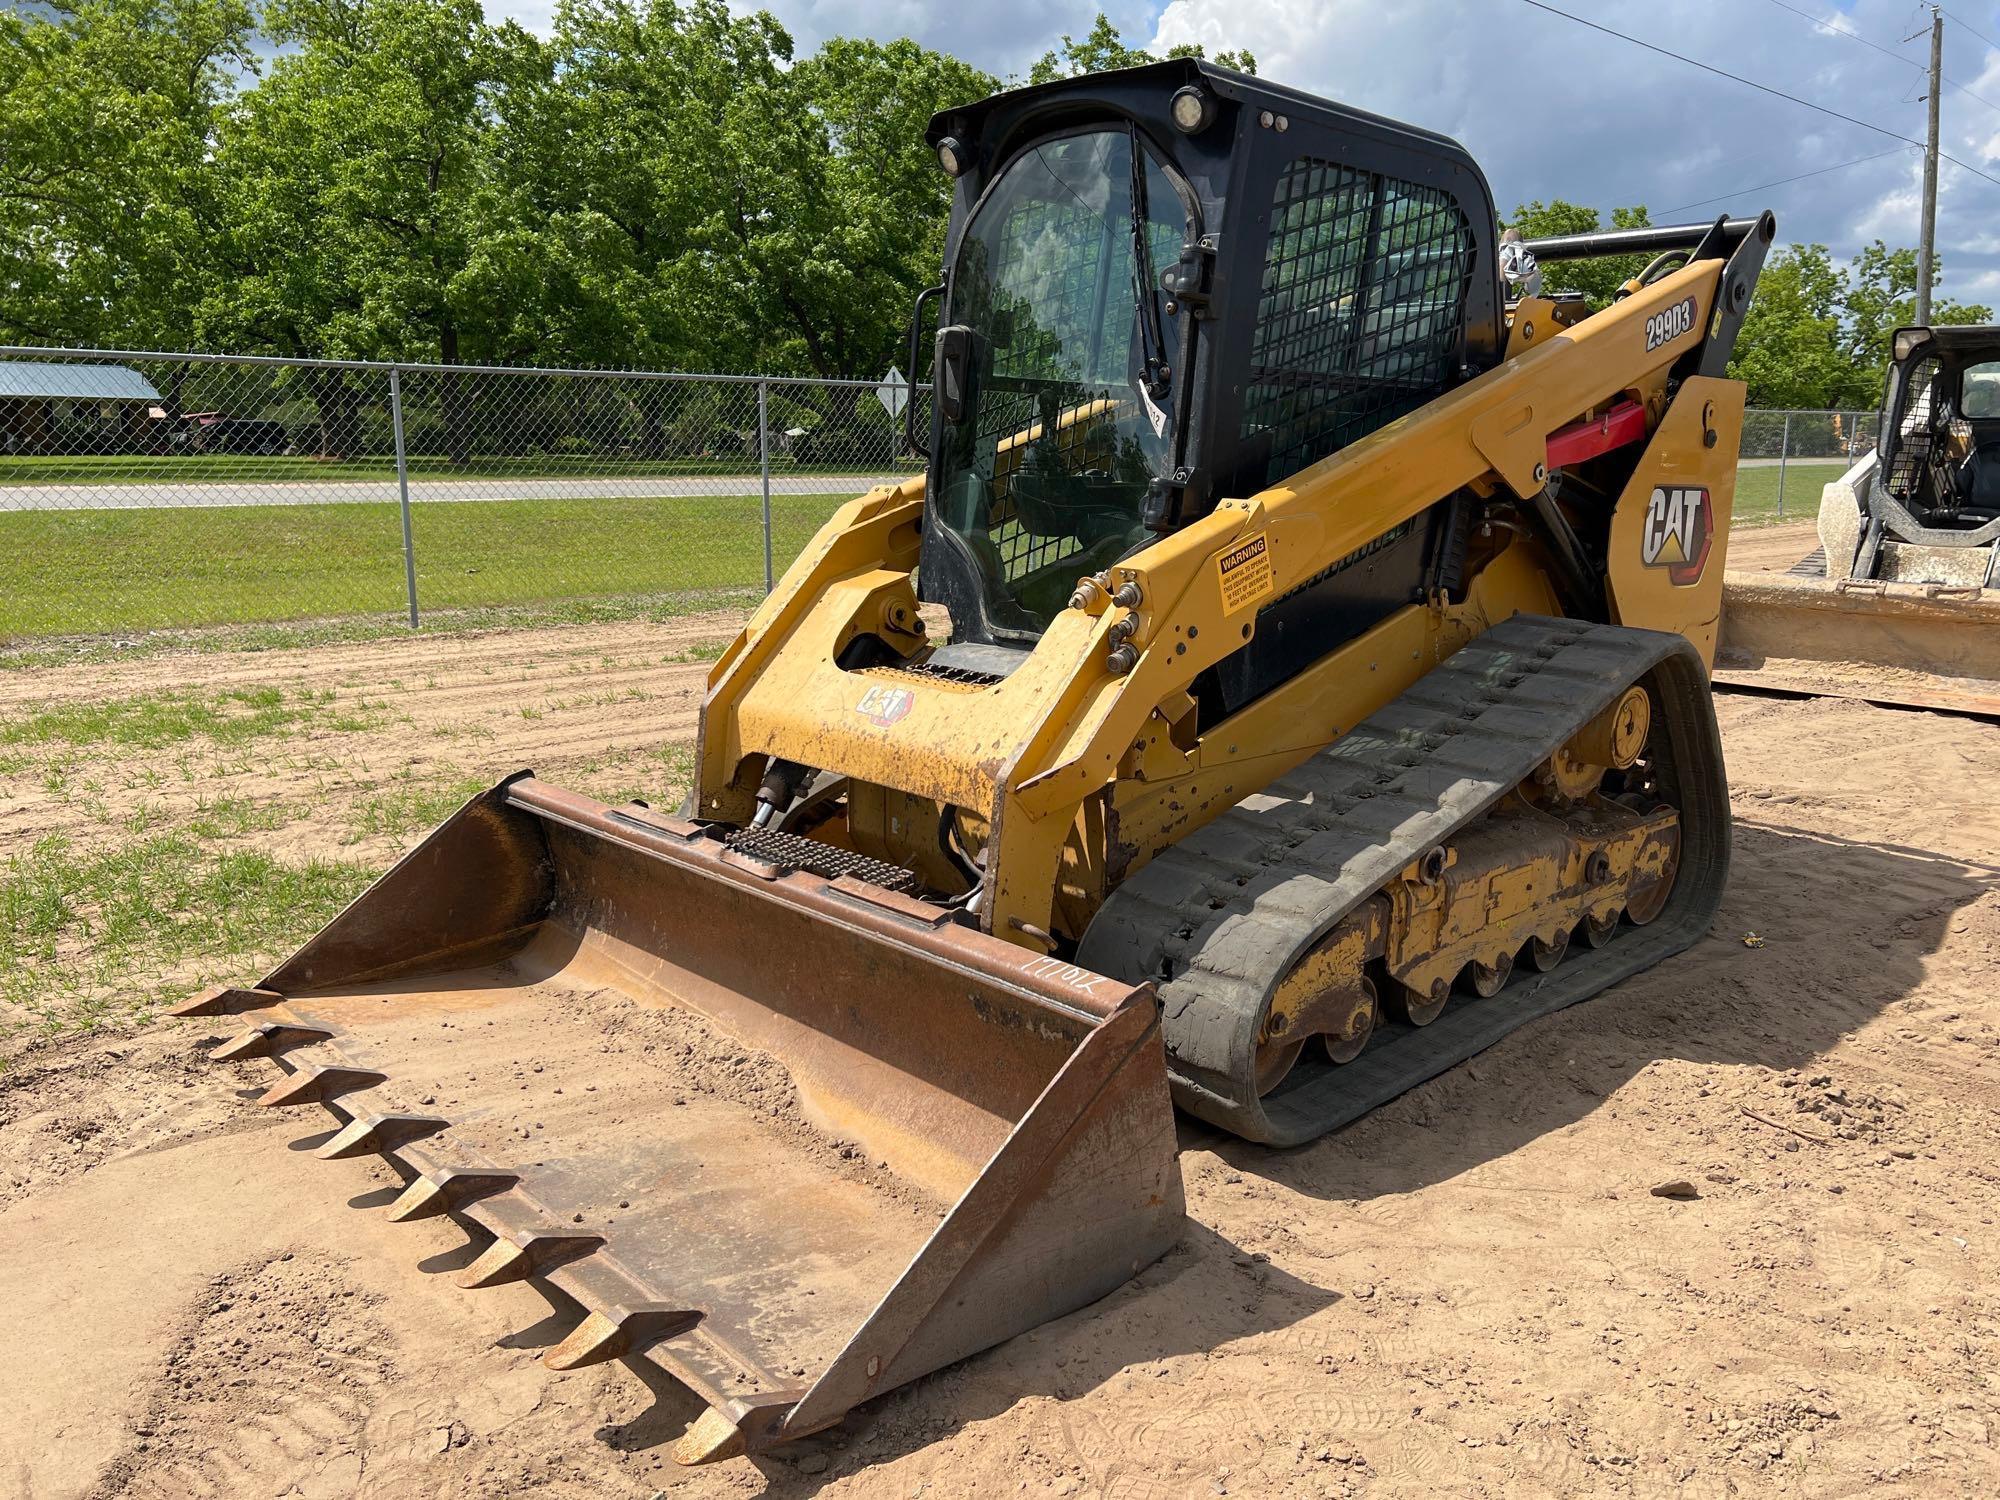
[731, 35, 996, 380]
[1842, 240, 1990, 372]
[1726, 240, 1990, 408]
[478, 0, 797, 373]
[1726, 244, 1868, 409]
[1502, 200, 1653, 311]
[1029, 12, 1256, 84]
[199, 0, 532, 369]
[0, 0, 257, 347]
[481, 1, 990, 391]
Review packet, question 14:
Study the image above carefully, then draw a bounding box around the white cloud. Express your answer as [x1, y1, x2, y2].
[1145, 0, 2000, 304]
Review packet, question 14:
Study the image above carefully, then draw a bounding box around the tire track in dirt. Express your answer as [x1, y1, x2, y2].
[3, 629, 1999, 1498]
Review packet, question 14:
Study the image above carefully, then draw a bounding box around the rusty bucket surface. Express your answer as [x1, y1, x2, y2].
[179, 775, 1185, 1462]
[1716, 573, 2000, 717]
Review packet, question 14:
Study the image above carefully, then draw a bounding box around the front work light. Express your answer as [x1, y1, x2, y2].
[1170, 86, 1215, 134]
[936, 137, 971, 177]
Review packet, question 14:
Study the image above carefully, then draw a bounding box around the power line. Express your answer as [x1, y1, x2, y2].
[1762, 0, 2000, 116]
[1762, 0, 1909, 64]
[1656, 146, 1917, 216]
[1515, 0, 2000, 192]
[1940, 7, 2000, 54]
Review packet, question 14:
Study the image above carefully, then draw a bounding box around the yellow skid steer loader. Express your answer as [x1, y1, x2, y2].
[178, 61, 1773, 1462]
[1717, 323, 2000, 714]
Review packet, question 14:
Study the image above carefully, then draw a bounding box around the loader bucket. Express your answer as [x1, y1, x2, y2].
[1715, 572, 2000, 717]
[177, 775, 1184, 1462]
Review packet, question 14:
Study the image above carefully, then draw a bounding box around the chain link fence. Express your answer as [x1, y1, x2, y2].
[1738, 407, 1880, 523]
[0, 347, 928, 643]
[0, 344, 1884, 647]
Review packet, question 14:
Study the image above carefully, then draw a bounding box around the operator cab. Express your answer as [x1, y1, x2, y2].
[1880, 325, 2000, 529]
[913, 61, 1504, 713]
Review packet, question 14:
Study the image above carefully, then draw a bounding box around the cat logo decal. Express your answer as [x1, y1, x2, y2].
[854, 684, 915, 726]
[1640, 485, 1713, 586]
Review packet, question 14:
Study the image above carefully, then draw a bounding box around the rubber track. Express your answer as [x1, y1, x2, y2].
[1077, 615, 1731, 1145]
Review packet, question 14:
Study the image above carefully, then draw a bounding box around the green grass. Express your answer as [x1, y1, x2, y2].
[0, 452, 912, 486]
[184, 796, 297, 840]
[0, 491, 834, 640]
[1, 686, 339, 750]
[0, 458, 1837, 648]
[0, 589, 763, 671]
[343, 774, 490, 845]
[0, 831, 377, 1032]
[1731, 461, 1847, 526]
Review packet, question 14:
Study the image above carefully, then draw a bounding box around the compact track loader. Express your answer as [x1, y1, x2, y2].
[180, 62, 1772, 1462]
[1717, 323, 2000, 714]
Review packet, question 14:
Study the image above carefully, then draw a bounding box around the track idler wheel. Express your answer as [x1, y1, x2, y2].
[1622, 826, 1681, 927]
[1466, 951, 1514, 998]
[1385, 975, 1449, 1027]
[1320, 978, 1378, 1065]
[1253, 1037, 1306, 1097]
[1529, 931, 1569, 972]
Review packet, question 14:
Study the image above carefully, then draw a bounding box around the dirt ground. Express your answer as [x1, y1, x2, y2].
[1718, 522, 1819, 576]
[4, 560, 1999, 1499]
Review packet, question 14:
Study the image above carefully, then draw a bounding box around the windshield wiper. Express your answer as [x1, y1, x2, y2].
[1127, 126, 1171, 403]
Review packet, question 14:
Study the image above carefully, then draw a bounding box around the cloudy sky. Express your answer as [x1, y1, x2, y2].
[489, 0, 2000, 305]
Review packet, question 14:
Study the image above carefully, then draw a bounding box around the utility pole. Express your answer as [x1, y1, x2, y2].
[1918, 5, 1943, 326]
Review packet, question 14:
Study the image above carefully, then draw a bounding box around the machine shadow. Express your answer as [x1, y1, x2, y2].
[593, 1222, 1335, 1489]
[1225, 819, 1999, 1203]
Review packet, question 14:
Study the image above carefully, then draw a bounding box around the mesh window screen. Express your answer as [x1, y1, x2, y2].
[1885, 356, 1942, 497]
[1241, 160, 1472, 487]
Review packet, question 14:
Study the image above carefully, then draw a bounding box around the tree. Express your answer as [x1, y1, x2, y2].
[199, 0, 530, 369]
[1725, 245, 1867, 410]
[1726, 240, 1991, 408]
[1029, 12, 1256, 84]
[1502, 200, 1653, 311]
[728, 36, 996, 381]
[477, 0, 799, 374]
[0, 0, 257, 347]
[1842, 240, 1989, 373]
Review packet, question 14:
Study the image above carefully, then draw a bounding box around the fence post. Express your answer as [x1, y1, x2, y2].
[1774, 411, 1792, 519]
[389, 366, 420, 628]
[758, 378, 775, 594]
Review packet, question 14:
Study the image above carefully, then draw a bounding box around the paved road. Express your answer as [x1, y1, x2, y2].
[0, 460, 1857, 513]
[0, 472, 906, 513]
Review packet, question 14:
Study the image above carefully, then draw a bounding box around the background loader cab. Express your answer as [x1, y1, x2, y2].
[1716, 322, 2000, 714]
[1834, 324, 2000, 586]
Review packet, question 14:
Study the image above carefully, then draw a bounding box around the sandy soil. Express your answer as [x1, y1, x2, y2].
[0, 614, 740, 876]
[3, 616, 1998, 1499]
[1724, 523, 1819, 575]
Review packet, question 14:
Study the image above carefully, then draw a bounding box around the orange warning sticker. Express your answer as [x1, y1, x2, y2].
[1217, 533, 1274, 613]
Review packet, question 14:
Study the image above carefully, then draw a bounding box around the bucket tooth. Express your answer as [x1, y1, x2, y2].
[674, 1407, 748, 1466]
[171, 985, 284, 1018]
[454, 1229, 605, 1290]
[256, 1064, 386, 1109]
[543, 1304, 703, 1371]
[314, 1112, 450, 1160]
[672, 1393, 808, 1466]
[385, 1167, 518, 1223]
[212, 1022, 333, 1062]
